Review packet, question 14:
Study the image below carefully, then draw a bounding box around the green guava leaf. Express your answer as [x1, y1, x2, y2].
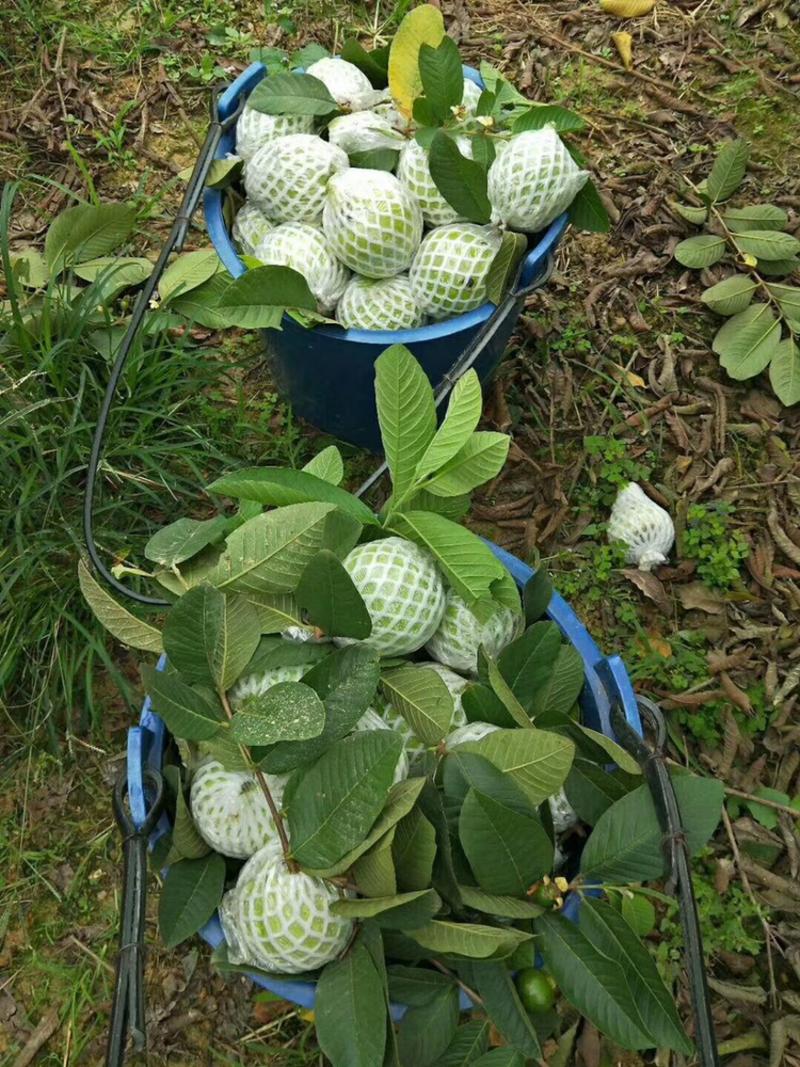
[580, 774, 725, 882]
[158, 852, 226, 948]
[316, 938, 388, 1067]
[230, 681, 326, 744]
[287, 731, 404, 868]
[296, 550, 372, 639]
[162, 584, 260, 690]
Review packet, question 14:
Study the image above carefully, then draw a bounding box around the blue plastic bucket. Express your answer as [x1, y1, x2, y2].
[127, 544, 641, 1019]
[204, 64, 569, 450]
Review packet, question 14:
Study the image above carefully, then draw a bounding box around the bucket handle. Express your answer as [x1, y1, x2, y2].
[82, 85, 244, 609]
[611, 699, 720, 1067]
[105, 755, 165, 1067]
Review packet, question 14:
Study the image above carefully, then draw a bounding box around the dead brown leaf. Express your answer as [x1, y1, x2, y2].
[720, 671, 754, 715]
[677, 582, 727, 614]
[621, 568, 671, 613]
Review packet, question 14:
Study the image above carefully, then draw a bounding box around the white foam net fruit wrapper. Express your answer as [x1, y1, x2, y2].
[397, 137, 471, 228]
[488, 127, 588, 233]
[190, 760, 287, 859]
[409, 223, 502, 320]
[336, 274, 425, 331]
[335, 537, 445, 656]
[229, 663, 315, 704]
[219, 842, 354, 973]
[235, 105, 315, 163]
[232, 202, 273, 257]
[305, 57, 374, 108]
[328, 111, 403, 155]
[607, 483, 675, 571]
[323, 169, 423, 279]
[426, 589, 523, 673]
[244, 133, 349, 224]
[255, 221, 350, 312]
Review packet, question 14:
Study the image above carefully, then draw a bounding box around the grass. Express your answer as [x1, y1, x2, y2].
[0, 181, 313, 747]
[0, 741, 319, 1063]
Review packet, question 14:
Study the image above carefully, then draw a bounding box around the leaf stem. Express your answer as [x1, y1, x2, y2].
[430, 959, 484, 1007]
[218, 688, 295, 867]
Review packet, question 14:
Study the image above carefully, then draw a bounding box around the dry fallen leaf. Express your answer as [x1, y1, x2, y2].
[601, 0, 656, 17]
[611, 31, 634, 69]
[719, 671, 754, 715]
[622, 568, 671, 613]
[677, 582, 727, 615]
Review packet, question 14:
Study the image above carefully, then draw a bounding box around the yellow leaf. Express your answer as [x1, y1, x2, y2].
[388, 4, 445, 118]
[742, 253, 758, 267]
[601, 0, 656, 15]
[610, 362, 644, 387]
[611, 31, 634, 70]
[636, 632, 672, 659]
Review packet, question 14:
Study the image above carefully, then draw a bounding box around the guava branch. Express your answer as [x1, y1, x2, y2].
[218, 689, 294, 865]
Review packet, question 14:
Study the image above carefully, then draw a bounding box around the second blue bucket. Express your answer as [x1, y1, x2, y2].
[128, 543, 641, 1020]
[205, 63, 569, 451]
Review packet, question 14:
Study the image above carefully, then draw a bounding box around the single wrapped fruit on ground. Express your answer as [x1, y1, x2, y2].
[336, 536, 445, 656]
[323, 169, 423, 279]
[409, 223, 503, 320]
[397, 137, 471, 228]
[235, 104, 315, 163]
[305, 56, 375, 109]
[426, 589, 523, 673]
[232, 202, 273, 257]
[255, 222, 350, 312]
[336, 274, 425, 331]
[244, 133, 348, 224]
[327, 111, 403, 155]
[219, 842, 353, 973]
[488, 127, 588, 233]
[190, 760, 287, 859]
[607, 482, 675, 572]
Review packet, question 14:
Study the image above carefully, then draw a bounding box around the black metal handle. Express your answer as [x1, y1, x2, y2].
[106, 766, 165, 1067]
[83, 85, 244, 608]
[611, 697, 720, 1067]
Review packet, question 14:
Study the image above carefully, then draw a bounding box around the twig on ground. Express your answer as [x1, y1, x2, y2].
[526, 21, 714, 109]
[725, 786, 800, 820]
[721, 806, 779, 1008]
[12, 1008, 60, 1067]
